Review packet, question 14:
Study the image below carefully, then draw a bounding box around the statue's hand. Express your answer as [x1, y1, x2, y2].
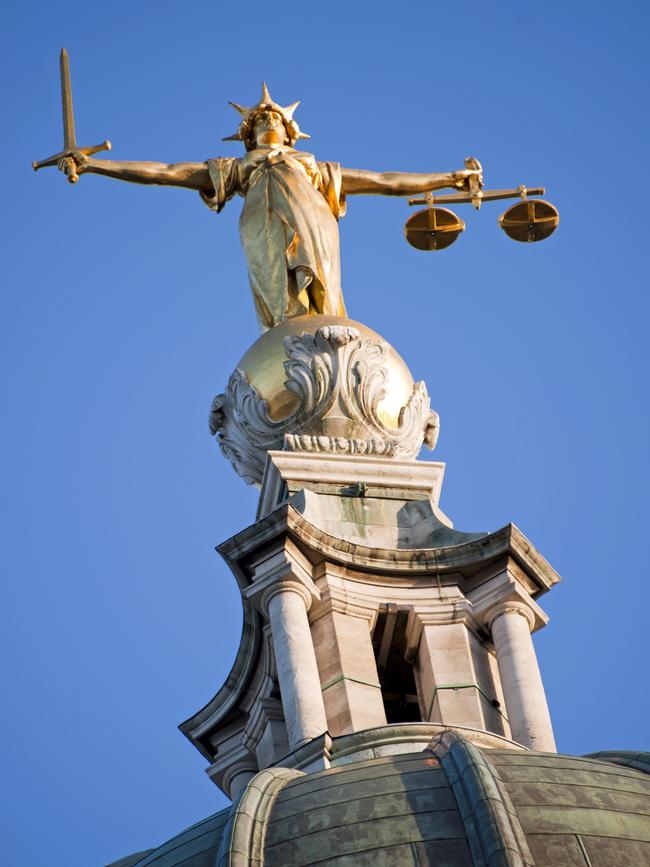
[451, 167, 484, 191]
[57, 151, 91, 183]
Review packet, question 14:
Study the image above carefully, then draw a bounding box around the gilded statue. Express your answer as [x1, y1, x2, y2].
[59, 84, 483, 332]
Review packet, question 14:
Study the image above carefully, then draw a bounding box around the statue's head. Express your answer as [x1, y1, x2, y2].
[223, 83, 311, 151]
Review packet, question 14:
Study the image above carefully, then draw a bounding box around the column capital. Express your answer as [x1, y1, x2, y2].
[469, 568, 549, 634]
[486, 600, 536, 633]
[206, 742, 258, 798]
[243, 539, 321, 617]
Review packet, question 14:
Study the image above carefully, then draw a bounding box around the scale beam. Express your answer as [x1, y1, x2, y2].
[409, 186, 546, 207]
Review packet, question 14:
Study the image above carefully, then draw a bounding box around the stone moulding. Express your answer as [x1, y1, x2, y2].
[429, 730, 535, 866]
[178, 599, 263, 761]
[209, 325, 438, 484]
[216, 767, 305, 867]
[283, 433, 402, 455]
[218, 504, 560, 589]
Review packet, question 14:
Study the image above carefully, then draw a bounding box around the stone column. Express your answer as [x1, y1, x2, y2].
[490, 602, 556, 752]
[266, 586, 328, 748]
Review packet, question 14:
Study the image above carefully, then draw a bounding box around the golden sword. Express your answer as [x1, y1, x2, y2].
[32, 48, 111, 183]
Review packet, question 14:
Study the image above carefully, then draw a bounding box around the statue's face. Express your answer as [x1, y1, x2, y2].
[253, 109, 288, 147]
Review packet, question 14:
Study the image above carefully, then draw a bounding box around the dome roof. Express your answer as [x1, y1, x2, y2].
[106, 809, 230, 867]
[109, 732, 650, 866]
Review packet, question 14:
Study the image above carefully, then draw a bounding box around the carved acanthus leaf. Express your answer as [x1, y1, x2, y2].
[211, 327, 438, 484]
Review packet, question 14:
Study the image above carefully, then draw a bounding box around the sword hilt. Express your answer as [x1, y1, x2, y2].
[34, 51, 113, 185]
[66, 140, 112, 183]
[80, 139, 112, 158]
[65, 159, 79, 184]
[32, 140, 112, 180]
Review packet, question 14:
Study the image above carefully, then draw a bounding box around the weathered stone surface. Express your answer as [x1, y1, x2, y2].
[311, 608, 386, 735]
[181, 444, 563, 796]
[417, 624, 507, 735]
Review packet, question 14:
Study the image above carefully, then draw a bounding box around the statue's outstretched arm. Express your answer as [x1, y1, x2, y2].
[340, 166, 480, 196]
[59, 153, 213, 193]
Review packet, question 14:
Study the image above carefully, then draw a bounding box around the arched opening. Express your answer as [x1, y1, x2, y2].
[372, 607, 421, 723]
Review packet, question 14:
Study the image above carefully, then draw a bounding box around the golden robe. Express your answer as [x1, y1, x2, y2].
[201, 146, 346, 331]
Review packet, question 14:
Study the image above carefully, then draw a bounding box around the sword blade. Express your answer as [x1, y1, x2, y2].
[60, 48, 76, 151]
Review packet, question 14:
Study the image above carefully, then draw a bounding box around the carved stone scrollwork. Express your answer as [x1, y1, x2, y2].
[210, 325, 439, 484]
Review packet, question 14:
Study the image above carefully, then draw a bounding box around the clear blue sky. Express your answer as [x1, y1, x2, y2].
[4, 2, 649, 865]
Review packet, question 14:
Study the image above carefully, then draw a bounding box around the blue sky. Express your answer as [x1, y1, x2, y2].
[4, 2, 649, 865]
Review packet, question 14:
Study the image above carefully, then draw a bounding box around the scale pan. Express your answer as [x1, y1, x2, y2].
[404, 207, 465, 251]
[499, 199, 559, 243]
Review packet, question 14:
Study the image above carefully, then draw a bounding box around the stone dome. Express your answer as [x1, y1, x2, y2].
[107, 732, 650, 866]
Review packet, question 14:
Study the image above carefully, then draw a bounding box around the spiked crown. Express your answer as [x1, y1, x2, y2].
[223, 82, 311, 150]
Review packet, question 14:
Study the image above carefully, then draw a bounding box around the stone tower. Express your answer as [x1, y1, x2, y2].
[182, 312, 558, 795]
[110, 313, 650, 867]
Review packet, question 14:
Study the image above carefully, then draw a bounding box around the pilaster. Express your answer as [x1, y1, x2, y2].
[242, 697, 290, 769]
[310, 569, 386, 735]
[404, 603, 508, 737]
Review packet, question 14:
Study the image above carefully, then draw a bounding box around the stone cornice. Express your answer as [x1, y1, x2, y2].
[258, 451, 447, 518]
[178, 599, 263, 760]
[218, 505, 560, 596]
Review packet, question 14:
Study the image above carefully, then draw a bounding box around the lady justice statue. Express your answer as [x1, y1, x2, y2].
[59, 83, 482, 333]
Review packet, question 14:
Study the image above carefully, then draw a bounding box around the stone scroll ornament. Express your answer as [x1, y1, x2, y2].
[209, 326, 439, 484]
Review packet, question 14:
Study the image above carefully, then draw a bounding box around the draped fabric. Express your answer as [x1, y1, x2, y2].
[201, 147, 346, 331]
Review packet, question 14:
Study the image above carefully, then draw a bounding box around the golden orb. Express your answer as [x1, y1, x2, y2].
[237, 315, 416, 429]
